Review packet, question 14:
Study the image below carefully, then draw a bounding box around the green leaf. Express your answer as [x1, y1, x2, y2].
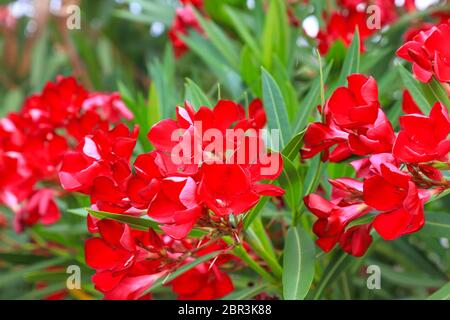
[87, 208, 159, 231]
[19, 283, 67, 300]
[397, 63, 432, 113]
[240, 45, 262, 96]
[1, 89, 23, 116]
[336, 28, 360, 88]
[426, 77, 450, 108]
[301, 156, 327, 199]
[184, 78, 212, 110]
[224, 6, 260, 59]
[0, 257, 68, 287]
[85, 208, 206, 238]
[282, 130, 306, 161]
[246, 217, 282, 278]
[193, 9, 240, 70]
[278, 155, 302, 212]
[148, 46, 177, 119]
[312, 251, 354, 299]
[243, 197, 269, 230]
[261, 0, 289, 69]
[376, 262, 445, 288]
[180, 32, 242, 98]
[222, 283, 269, 300]
[261, 67, 291, 149]
[419, 213, 450, 238]
[294, 63, 332, 133]
[282, 226, 315, 300]
[427, 282, 450, 300]
[0, 253, 50, 265]
[115, 0, 174, 25]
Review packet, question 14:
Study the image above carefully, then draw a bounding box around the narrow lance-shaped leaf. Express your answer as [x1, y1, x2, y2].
[427, 282, 450, 300]
[283, 226, 316, 300]
[336, 28, 360, 88]
[419, 213, 450, 238]
[184, 78, 212, 110]
[262, 67, 291, 149]
[278, 155, 302, 212]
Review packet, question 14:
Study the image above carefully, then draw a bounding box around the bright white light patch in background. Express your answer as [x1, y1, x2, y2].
[247, 0, 255, 10]
[49, 0, 62, 14]
[395, 0, 405, 6]
[129, 1, 142, 15]
[415, 0, 440, 10]
[9, 0, 34, 18]
[150, 22, 165, 37]
[440, 238, 449, 249]
[303, 15, 319, 38]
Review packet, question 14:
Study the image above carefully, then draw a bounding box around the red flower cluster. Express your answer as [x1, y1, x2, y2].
[397, 22, 450, 83]
[58, 97, 283, 299]
[0, 76, 132, 231]
[169, 2, 204, 57]
[85, 218, 234, 300]
[302, 74, 450, 257]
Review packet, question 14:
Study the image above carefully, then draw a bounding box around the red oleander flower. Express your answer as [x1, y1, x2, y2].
[59, 124, 139, 193]
[13, 189, 61, 233]
[148, 99, 273, 169]
[347, 109, 396, 155]
[148, 100, 246, 157]
[363, 162, 429, 240]
[22, 76, 88, 126]
[90, 160, 133, 214]
[171, 262, 233, 299]
[235, 98, 267, 130]
[393, 102, 450, 163]
[82, 92, 134, 123]
[169, 6, 203, 58]
[0, 151, 36, 207]
[338, 0, 403, 25]
[304, 193, 370, 253]
[301, 74, 395, 162]
[327, 74, 380, 129]
[147, 177, 203, 239]
[350, 152, 399, 179]
[180, 0, 203, 8]
[403, 23, 434, 42]
[85, 219, 166, 300]
[338, 223, 373, 257]
[198, 162, 284, 217]
[168, 238, 234, 300]
[397, 23, 450, 83]
[316, 9, 374, 55]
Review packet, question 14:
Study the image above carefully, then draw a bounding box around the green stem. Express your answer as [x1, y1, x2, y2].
[232, 245, 278, 285]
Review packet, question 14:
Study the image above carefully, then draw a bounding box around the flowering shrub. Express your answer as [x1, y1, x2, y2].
[0, 0, 449, 301]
